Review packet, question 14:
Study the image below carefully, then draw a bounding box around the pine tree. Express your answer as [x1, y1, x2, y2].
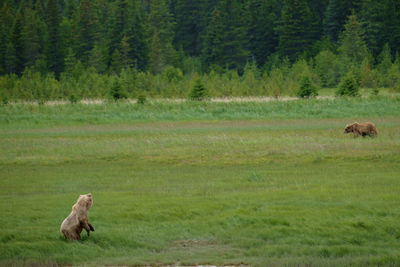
[0, 1, 14, 74]
[4, 41, 17, 73]
[120, 34, 132, 69]
[10, 11, 25, 74]
[88, 43, 108, 73]
[324, 0, 341, 42]
[278, 0, 319, 61]
[74, 0, 100, 65]
[148, 0, 176, 73]
[202, 0, 249, 71]
[246, 0, 281, 67]
[63, 47, 77, 75]
[190, 78, 208, 101]
[45, 0, 63, 76]
[21, 7, 41, 68]
[360, 0, 385, 57]
[110, 48, 123, 74]
[172, 0, 214, 57]
[338, 12, 369, 68]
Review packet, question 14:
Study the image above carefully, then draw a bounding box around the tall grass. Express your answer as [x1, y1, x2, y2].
[1, 97, 399, 129]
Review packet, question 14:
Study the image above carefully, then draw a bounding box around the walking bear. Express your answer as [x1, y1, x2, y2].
[344, 122, 378, 138]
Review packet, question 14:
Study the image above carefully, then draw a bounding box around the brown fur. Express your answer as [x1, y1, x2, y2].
[60, 193, 94, 240]
[344, 122, 378, 138]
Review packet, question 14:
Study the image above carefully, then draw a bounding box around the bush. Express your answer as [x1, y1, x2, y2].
[336, 71, 359, 96]
[189, 79, 208, 101]
[296, 76, 318, 98]
[110, 80, 128, 100]
[68, 93, 79, 104]
[137, 94, 146, 104]
[0, 90, 9, 105]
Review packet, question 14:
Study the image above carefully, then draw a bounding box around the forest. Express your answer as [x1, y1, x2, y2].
[1, 0, 400, 101]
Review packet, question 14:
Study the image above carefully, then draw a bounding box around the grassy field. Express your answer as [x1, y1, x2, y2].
[1, 98, 400, 266]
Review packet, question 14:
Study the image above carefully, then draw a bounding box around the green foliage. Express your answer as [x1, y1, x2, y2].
[338, 12, 369, 69]
[201, 0, 249, 72]
[189, 79, 208, 101]
[336, 71, 359, 96]
[136, 93, 146, 104]
[278, 0, 318, 61]
[314, 50, 341, 87]
[0, 89, 9, 105]
[68, 92, 79, 104]
[162, 65, 183, 82]
[109, 79, 128, 100]
[297, 76, 318, 98]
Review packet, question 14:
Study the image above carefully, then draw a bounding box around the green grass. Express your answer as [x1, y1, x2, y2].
[1, 96, 400, 129]
[1, 98, 400, 266]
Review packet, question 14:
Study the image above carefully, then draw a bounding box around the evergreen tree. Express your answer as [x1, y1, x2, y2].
[45, 0, 63, 76]
[246, 0, 281, 67]
[148, 0, 176, 73]
[360, 0, 385, 57]
[338, 12, 369, 68]
[4, 41, 17, 73]
[202, 0, 249, 71]
[21, 7, 41, 68]
[88, 43, 108, 73]
[110, 48, 123, 74]
[63, 47, 77, 75]
[190, 78, 208, 101]
[74, 0, 100, 65]
[120, 34, 132, 69]
[0, 1, 14, 74]
[382, 0, 400, 56]
[10, 11, 25, 74]
[278, 0, 319, 61]
[172, 0, 215, 57]
[324, 0, 340, 42]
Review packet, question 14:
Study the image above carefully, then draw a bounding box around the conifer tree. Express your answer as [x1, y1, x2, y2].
[246, 0, 281, 67]
[202, 0, 249, 71]
[338, 12, 369, 68]
[324, 0, 341, 42]
[0, 1, 14, 74]
[278, 0, 318, 61]
[10, 11, 25, 74]
[45, 0, 63, 76]
[148, 0, 176, 73]
[21, 7, 41, 68]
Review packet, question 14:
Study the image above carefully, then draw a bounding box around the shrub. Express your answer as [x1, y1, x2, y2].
[110, 80, 128, 100]
[0, 90, 9, 105]
[336, 71, 359, 96]
[137, 94, 146, 104]
[68, 93, 79, 104]
[162, 65, 183, 83]
[189, 79, 208, 101]
[296, 76, 318, 98]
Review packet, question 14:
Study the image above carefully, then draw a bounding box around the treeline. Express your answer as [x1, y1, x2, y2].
[1, 0, 400, 101]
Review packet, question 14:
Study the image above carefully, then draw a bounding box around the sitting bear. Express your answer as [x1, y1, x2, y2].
[344, 122, 378, 138]
[60, 193, 95, 240]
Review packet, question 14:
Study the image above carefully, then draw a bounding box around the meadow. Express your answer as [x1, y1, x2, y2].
[1, 97, 400, 266]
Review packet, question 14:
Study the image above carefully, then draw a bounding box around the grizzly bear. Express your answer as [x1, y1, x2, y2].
[344, 122, 378, 137]
[60, 193, 95, 240]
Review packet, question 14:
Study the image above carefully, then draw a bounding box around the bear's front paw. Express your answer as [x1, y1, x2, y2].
[89, 223, 95, 231]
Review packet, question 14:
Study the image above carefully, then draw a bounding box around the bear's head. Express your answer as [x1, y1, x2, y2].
[73, 193, 93, 211]
[344, 122, 358, 134]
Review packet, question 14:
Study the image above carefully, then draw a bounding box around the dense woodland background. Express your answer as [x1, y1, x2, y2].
[1, 0, 400, 101]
